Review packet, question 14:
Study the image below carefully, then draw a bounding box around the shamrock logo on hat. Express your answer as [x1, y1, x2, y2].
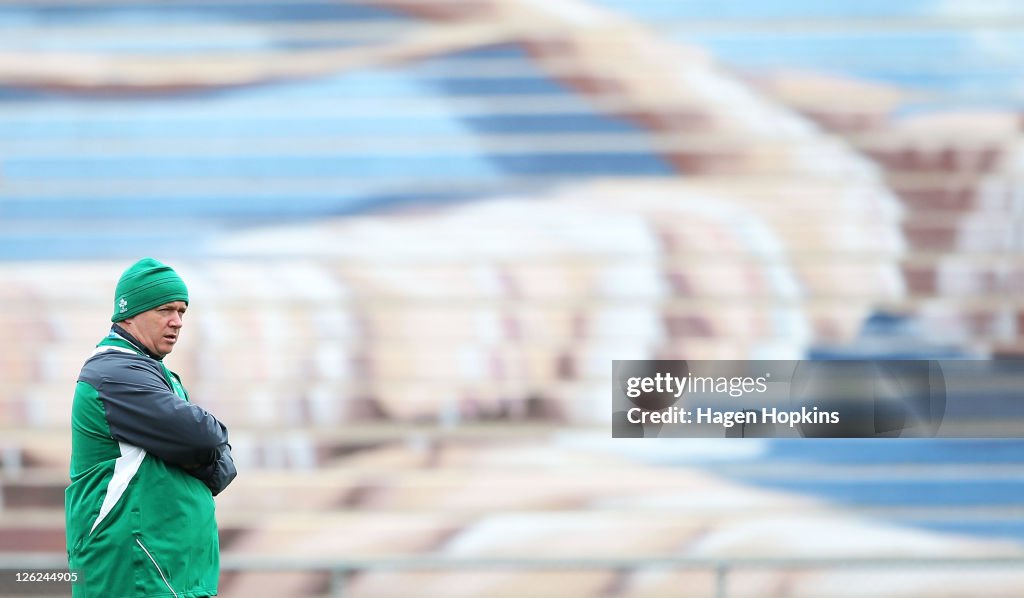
[118, 297, 128, 314]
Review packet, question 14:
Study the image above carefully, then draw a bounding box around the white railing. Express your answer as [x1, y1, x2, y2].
[4, 553, 1024, 598]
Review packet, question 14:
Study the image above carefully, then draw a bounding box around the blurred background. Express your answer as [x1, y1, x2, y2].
[1, 0, 1024, 596]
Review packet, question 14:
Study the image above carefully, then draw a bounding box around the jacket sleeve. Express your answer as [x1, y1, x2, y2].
[188, 445, 238, 496]
[97, 358, 229, 467]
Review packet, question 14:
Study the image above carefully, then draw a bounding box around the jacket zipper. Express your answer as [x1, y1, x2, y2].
[135, 537, 179, 598]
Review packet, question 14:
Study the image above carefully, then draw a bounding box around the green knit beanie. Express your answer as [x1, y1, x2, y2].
[111, 258, 189, 322]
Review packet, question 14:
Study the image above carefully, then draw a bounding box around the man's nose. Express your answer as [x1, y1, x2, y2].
[169, 313, 183, 328]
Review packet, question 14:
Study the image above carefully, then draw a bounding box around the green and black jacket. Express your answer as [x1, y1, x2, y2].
[66, 325, 236, 597]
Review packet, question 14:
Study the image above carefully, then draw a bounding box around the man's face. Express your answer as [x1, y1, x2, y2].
[121, 301, 187, 358]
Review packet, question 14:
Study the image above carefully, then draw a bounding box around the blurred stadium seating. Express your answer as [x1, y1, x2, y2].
[1, 0, 1023, 596]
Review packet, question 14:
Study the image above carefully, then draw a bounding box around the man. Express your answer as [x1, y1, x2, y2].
[65, 258, 236, 597]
